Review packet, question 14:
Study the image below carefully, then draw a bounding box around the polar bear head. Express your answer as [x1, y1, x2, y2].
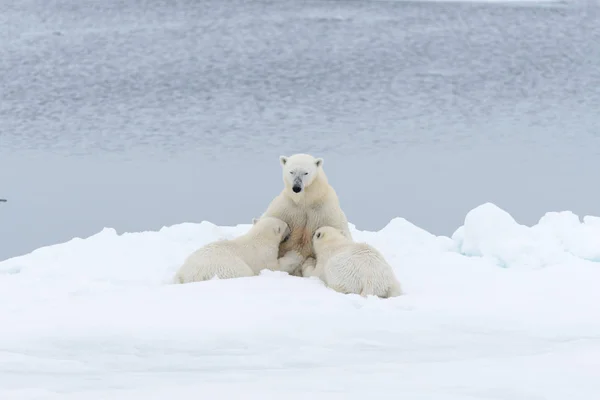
[279, 153, 324, 194]
[312, 226, 350, 252]
[251, 216, 291, 243]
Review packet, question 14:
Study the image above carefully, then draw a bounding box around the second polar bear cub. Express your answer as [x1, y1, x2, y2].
[302, 226, 402, 298]
[174, 217, 303, 284]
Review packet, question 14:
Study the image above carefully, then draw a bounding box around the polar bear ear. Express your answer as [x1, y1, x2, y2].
[315, 158, 323, 168]
[279, 156, 288, 166]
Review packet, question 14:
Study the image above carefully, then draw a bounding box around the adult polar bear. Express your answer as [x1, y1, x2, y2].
[259, 153, 352, 275]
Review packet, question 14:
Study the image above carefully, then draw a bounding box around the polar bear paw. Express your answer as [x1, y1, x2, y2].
[277, 250, 305, 274]
[301, 257, 317, 277]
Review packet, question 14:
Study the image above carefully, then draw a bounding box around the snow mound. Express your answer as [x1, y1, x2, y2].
[453, 202, 600, 268]
[1, 202, 600, 399]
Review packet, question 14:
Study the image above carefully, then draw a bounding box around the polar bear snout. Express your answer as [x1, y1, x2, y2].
[292, 176, 304, 193]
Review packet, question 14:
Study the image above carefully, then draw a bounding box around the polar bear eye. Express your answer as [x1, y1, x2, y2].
[303, 172, 308, 176]
[289, 171, 294, 174]
[315, 232, 321, 239]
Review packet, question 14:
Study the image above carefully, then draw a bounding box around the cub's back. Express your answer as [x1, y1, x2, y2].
[327, 241, 389, 271]
[174, 240, 250, 283]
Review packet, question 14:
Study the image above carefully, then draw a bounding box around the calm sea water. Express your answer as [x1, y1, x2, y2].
[1, 0, 599, 261]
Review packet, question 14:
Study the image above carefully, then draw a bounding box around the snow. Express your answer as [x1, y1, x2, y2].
[453, 202, 600, 268]
[1, 202, 600, 399]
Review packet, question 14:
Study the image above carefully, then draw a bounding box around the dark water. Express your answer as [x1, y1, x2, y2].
[1, 0, 600, 261]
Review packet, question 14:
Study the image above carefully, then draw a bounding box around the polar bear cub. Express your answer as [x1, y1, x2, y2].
[302, 226, 402, 298]
[174, 217, 304, 284]
[260, 153, 352, 275]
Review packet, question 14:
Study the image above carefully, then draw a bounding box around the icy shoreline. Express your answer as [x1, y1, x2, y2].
[1, 202, 599, 399]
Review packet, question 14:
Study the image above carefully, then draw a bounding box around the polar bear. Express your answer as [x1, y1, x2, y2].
[259, 153, 352, 275]
[174, 217, 304, 284]
[302, 226, 402, 298]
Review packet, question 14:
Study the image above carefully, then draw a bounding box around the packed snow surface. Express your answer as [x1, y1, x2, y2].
[2, 202, 600, 399]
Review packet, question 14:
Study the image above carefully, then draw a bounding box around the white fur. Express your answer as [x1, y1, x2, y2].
[173, 217, 304, 284]
[259, 154, 352, 276]
[303, 226, 402, 298]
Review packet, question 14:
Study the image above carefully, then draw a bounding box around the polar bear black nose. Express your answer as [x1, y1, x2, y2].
[292, 185, 302, 193]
